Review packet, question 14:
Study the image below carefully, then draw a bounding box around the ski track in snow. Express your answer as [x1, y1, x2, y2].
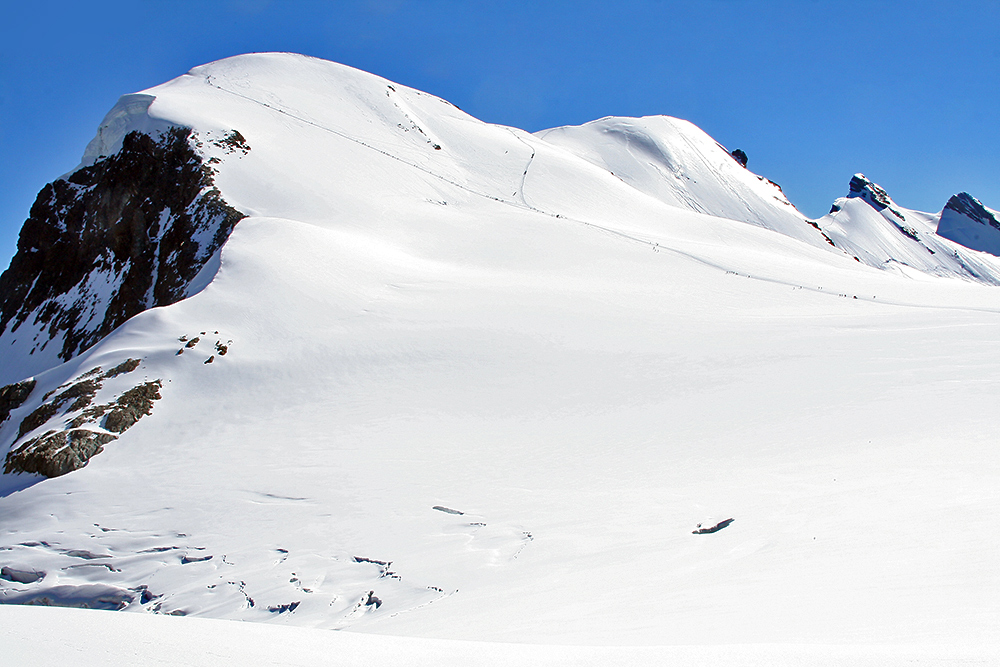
[504, 128, 537, 209]
[203, 77, 533, 211]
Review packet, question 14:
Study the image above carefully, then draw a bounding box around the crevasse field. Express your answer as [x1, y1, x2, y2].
[1, 54, 998, 664]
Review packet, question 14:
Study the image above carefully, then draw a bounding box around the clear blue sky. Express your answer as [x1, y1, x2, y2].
[2, 0, 998, 267]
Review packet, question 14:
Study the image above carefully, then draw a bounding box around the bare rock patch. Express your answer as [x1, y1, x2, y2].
[104, 381, 162, 434]
[0, 379, 36, 425]
[3, 359, 159, 477]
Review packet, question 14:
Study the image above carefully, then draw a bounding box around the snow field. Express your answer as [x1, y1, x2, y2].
[5, 605, 998, 667]
[1, 54, 999, 652]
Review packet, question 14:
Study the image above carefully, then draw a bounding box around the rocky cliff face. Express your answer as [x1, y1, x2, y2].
[816, 174, 1000, 285]
[942, 192, 999, 228]
[937, 192, 1000, 257]
[0, 127, 246, 366]
[2, 358, 161, 478]
[847, 173, 907, 221]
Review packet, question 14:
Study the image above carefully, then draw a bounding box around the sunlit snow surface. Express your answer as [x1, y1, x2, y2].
[1, 54, 999, 655]
[4, 606, 999, 667]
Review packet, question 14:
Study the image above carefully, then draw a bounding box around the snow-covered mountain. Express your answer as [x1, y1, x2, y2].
[937, 191, 1000, 257]
[0, 122, 244, 379]
[1, 53, 999, 652]
[535, 116, 830, 248]
[814, 173, 1000, 283]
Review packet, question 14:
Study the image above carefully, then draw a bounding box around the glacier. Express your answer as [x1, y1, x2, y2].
[0, 53, 998, 661]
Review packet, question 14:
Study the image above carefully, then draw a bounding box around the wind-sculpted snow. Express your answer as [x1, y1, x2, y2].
[1, 53, 1000, 648]
[0, 503, 535, 629]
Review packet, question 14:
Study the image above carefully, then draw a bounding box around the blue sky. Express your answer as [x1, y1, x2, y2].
[2, 0, 998, 267]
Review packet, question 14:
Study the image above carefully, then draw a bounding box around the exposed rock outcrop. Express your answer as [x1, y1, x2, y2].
[4, 429, 117, 478]
[0, 380, 36, 425]
[2, 359, 160, 477]
[104, 381, 162, 433]
[847, 173, 906, 221]
[0, 127, 246, 363]
[943, 192, 1000, 230]
[937, 192, 1000, 257]
[17, 402, 59, 441]
[692, 518, 734, 534]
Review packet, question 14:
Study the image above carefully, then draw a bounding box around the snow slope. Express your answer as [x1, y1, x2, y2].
[4, 605, 998, 667]
[535, 115, 829, 248]
[817, 174, 1000, 283]
[1, 54, 999, 653]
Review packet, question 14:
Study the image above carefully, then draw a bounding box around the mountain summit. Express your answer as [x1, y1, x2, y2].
[813, 173, 1000, 282]
[937, 191, 1000, 256]
[0, 53, 998, 646]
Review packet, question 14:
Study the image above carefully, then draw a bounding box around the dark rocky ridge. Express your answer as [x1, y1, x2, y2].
[937, 191, 1000, 257]
[943, 192, 1000, 232]
[0, 380, 36, 426]
[848, 173, 906, 221]
[3, 359, 160, 477]
[0, 127, 246, 363]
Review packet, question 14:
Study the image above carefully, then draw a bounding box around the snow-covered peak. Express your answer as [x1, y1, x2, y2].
[3, 52, 1000, 648]
[937, 192, 1000, 257]
[845, 173, 907, 220]
[535, 115, 831, 249]
[817, 175, 1000, 283]
[78, 94, 169, 170]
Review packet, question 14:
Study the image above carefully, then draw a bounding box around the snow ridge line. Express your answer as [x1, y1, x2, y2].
[675, 127, 756, 219]
[201, 78, 1000, 315]
[551, 216, 1000, 315]
[202, 78, 535, 212]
